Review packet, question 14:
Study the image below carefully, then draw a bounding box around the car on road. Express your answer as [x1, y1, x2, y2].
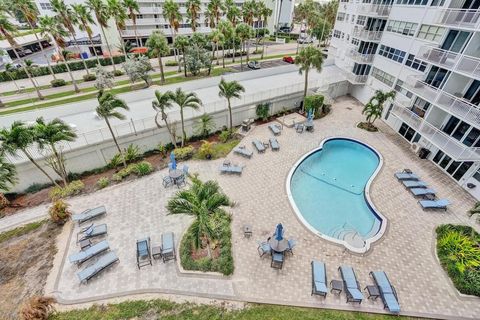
[279, 26, 292, 33]
[282, 56, 295, 64]
[297, 37, 314, 44]
[247, 60, 261, 70]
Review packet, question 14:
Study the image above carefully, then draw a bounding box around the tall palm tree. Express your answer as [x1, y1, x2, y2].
[242, 0, 256, 27]
[235, 23, 252, 68]
[163, 0, 182, 68]
[225, 0, 241, 27]
[209, 29, 224, 65]
[0, 121, 59, 187]
[71, 3, 101, 65]
[258, 3, 272, 58]
[295, 45, 323, 100]
[218, 78, 244, 130]
[107, 0, 128, 56]
[362, 90, 396, 126]
[174, 35, 189, 77]
[217, 20, 233, 68]
[95, 90, 129, 167]
[87, 0, 117, 71]
[38, 16, 80, 93]
[51, 0, 90, 75]
[171, 88, 202, 147]
[34, 117, 77, 186]
[0, 151, 17, 209]
[152, 90, 177, 147]
[123, 0, 140, 47]
[146, 31, 169, 83]
[206, 0, 224, 29]
[0, 14, 44, 100]
[186, 0, 201, 32]
[167, 177, 230, 257]
[18, 0, 57, 81]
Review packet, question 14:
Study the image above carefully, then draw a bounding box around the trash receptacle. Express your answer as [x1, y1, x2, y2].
[81, 52, 89, 59]
[418, 148, 430, 159]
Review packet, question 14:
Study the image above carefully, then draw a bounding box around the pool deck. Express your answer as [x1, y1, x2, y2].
[40, 96, 479, 319]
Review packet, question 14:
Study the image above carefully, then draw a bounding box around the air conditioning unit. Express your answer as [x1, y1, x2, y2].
[411, 143, 421, 154]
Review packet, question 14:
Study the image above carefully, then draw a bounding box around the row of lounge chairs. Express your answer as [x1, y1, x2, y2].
[311, 262, 400, 314]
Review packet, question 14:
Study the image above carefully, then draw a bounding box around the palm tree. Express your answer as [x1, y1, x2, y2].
[242, 0, 256, 27]
[123, 0, 140, 47]
[174, 35, 190, 77]
[259, 3, 272, 58]
[51, 0, 90, 75]
[0, 151, 17, 209]
[225, 0, 241, 27]
[206, 0, 225, 29]
[18, 0, 58, 81]
[218, 78, 244, 130]
[152, 90, 177, 147]
[167, 177, 230, 257]
[171, 88, 202, 147]
[146, 31, 169, 83]
[209, 29, 224, 65]
[96, 90, 129, 167]
[217, 20, 233, 68]
[107, 0, 128, 56]
[34, 117, 77, 186]
[0, 14, 44, 100]
[38, 16, 80, 93]
[0, 121, 59, 187]
[87, 0, 117, 71]
[186, 0, 201, 32]
[362, 90, 396, 126]
[4, 63, 20, 91]
[71, 4, 101, 65]
[295, 45, 323, 101]
[235, 23, 252, 69]
[195, 113, 215, 137]
[163, 0, 182, 68]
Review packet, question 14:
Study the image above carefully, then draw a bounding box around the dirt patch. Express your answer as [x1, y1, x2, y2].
[190, 245, 220, 260]
[0, 222, 62, 319]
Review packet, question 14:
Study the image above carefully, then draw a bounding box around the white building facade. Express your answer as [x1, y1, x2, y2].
[330, 0, 480, 199]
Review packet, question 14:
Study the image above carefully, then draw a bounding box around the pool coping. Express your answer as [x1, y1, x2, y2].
[285, 136, 387, 254]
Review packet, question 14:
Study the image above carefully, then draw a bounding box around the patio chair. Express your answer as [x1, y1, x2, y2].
[219, 165, 243, 175]
[77, 251, 119, 284]
[69, 240, 110, 266]
[233, 146, 253, 158]
[370, 271, 400, 314]
[295, 123, 304, 133]
[175, 175, 186, 188]
[409, 188, 436, 197]
[402, 180, 428, 189]
[418, 199, 450, 211]
[311, 261, 328, 297]
[285, 239, 296, 255]
[182, 165, 189, 175]
[269, 137, 280, 151]
[161, 232, 176, 262]
[269, 124, 281, 136]
[163, 176, 173, 188]
[394, 172, 419, 181]
[72, 206, 106, 225]
[257, 241, 271, 257]
[339, 265, 364, 304]
[271, 252, 284, 269]
[77, 223, 107, 243]
[136, 237, 152, 269]
[252, 139, 266, 153]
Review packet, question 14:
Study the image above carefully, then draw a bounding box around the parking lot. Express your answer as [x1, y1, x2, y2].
[230, 58, 294, 72]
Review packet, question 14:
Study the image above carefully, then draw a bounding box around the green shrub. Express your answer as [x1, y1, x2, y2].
[197, 140, 214, 159]
[256, 103, 270, 121]
[82, 73, 96, 81]
[108, 154, 124, 169]
[96, 177, 110, 189]
[304, 94, 326, 119]
[219, 130, 231, 143]
[165, 60, 178, 66]
[24, 182, 52, 194]
[113, 69, 124, 76]
[112, 173, 123, 182]
[49, 180, 85, 200]
[133, 161, 153, 176]
[50, 79, 66, 87]
[124, 144, 141, 163]
[173, 146, 194, 160]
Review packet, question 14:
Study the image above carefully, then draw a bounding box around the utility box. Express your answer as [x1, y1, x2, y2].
[418, 148, 430, 159]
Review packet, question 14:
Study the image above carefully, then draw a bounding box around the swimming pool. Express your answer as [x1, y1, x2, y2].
[286, 137, 386, 253]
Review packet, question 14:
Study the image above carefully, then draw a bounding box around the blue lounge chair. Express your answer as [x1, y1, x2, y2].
[269, 137, 279, 151]
[370, 271, 400, 314]
[77, 223, 107, 243]
[394, 172, 419, 181]
[252, 139, 266, 153]
[410, 188, 436, 197]
[402, 180, 428, 189]
[136, 237, 152, 269]
[69, 240, 110, 266]
[219, 165, 243, 175]
[233, 146, 253, 158]
[161, 232, 176, 262]
[271, 252, 284, 269]
[419, 199, 450, 211]
[286, 239, 296, 255]
[269, 124, 281, 135]
[257, 241, 271, 257]
[339, 265, 364, 303]
[77, 251, 119, 283]
[311, 261, 328, 297]
[72, 206, 106, 225]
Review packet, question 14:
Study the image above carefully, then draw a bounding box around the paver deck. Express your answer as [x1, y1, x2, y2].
[38, 96, 479, 318]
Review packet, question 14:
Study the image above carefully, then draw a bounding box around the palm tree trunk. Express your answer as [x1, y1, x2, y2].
[232, 42, 236, 63]
[216, 43, 220, 65]
[158, 55, 165, 83]
[99, 24, 117, 72]
[105, 118, 126, 167]
[133, 19, 140, 48]
[50, 143, 68, 186]
[303, 69, 309, 112]
[7, 72, 20, 91]
[70, 32, 90, 75]
[116, 25, 128, 56]
[222, 43, 225, 68]
[246, 39, 250, 62]
[86, 30, 102, 66]
[180, 107, 186, 147]
[228, 99, 233, 130]
[23, 150, 60, 187]
[53, 39, 80, 93]
[261, 36, 266, 59]
[11, 46, 44, 100]
[28, 20, 57, 80]
[182, 49, 187, 77]
[240, 42, 243, 71]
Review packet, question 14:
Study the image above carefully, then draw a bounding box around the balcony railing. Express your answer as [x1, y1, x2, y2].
[344, 72, 368, 84]
[430, 8, 480, 30]
[357, 4, 391, 17]
[404, 75, 480, 129]
[417, 46, 480, 79]
[346, 48, 375, 63]
[352, 28, 383, 41]
[391, 103, 480, 161]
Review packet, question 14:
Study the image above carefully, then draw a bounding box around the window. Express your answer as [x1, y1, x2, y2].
[395, 0, 428, 4]
[351, 38, 360, 46]
[398, 123, 418, 142]
[378, 45, 406, 63]
[337, 13, 345, 21]
[405, 54, 427, 71]
[333, 30, 341, 38]
[356, 15, 366, 26]
[39, 2, 52, 10]
[341, 32, 345, 39]
[432, 150, 473, 181]
[394, 80, 413, 99]
[386, 20, 417, 37]
[371, 67, 395, 87]
[417, 25, 445, 42]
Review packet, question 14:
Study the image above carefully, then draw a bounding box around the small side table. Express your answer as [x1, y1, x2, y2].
[424, 193, 436, 201]
[365, 285, 380, 300]
[330, 279, 343, 295]
[79, 239, 92, 250]
[152, 246, 162, 260]
[243, 225, 252, 238]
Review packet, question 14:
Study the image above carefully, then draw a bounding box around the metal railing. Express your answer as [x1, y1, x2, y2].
[346, 48, 375, 63]
[344, 72, 368, 84]
[429, 8, 480, 30]
[357, 4, 391, 17]
[352, 28, 383, 41]
[391, 103, 480, 161]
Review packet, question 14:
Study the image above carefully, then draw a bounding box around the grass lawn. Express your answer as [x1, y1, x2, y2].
[0, 220, 47, 244]
[49, 299, 418, 320]
[193, 139, 241, 160]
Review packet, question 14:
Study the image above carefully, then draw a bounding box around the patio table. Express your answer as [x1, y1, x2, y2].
[169, 169, 184, 184]
[268, 238, 289, 253]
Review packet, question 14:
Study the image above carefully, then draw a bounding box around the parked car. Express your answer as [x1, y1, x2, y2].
[279, 26, 292, 33]
[297, 37, 313, 44]
[247, 60, 261, 70]
[282, 56, 295, 64]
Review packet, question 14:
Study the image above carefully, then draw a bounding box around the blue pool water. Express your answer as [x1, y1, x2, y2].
[289, 138, 383, 247]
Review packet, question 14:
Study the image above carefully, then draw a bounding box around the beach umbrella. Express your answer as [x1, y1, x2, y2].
[170, 152, 177, 170]
[274, 223, 284, 241]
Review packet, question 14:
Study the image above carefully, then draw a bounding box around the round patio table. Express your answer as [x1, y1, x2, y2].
[268, 238, 289, 253]
[169, 169, 184, 184]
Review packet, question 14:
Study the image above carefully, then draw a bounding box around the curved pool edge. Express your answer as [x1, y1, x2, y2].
[285, 136, 387, 254]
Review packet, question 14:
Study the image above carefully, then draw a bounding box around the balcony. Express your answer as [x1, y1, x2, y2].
[429, 8, 480, 30]
[417, 46, 480, 79]
[390, 103, 480, 161]
[346, 48, 375, 63]
[357, 4, 391, 17]
[352, 28, 383, 41]
[404, 75, 480, 129]
[125, 18, 164, 26]
[344, 71, 368, 84]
